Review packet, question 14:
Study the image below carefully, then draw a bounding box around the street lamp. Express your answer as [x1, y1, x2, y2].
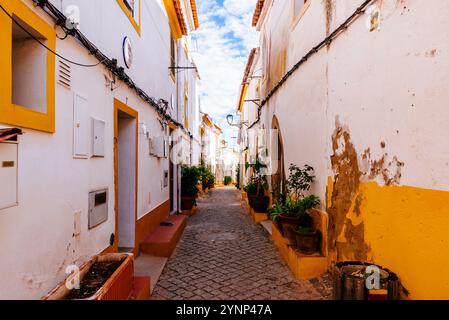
[226, 114, 248, 128]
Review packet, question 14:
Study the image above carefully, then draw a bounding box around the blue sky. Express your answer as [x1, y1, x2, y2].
[191, 0, 258, 146]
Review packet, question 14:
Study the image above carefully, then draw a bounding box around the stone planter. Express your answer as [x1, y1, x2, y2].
[43, 253, 134, 300]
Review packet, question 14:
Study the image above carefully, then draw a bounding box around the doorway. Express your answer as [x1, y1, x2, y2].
[271, 116, 285, 204]
[169, 128, 175, 212]
[114, 99, 138, 253]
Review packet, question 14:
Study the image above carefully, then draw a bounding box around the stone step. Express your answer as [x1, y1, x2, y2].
[139, 214, 187, 257]
[129, 276, 151, 300]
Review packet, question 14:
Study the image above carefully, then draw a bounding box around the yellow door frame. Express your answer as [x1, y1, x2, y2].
[113, 98, 139, 254]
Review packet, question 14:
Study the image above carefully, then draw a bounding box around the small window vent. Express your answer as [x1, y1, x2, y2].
[58, 60, 71, 89]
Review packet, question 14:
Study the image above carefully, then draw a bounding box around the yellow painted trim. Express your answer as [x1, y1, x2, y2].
[163, 0, 183, 39]
[0, 0, 56, 133]
[238, 84, 248, 113]
[117, 0, 141, 36]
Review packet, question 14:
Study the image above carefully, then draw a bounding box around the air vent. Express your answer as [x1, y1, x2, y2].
[58, 60, 71, 89]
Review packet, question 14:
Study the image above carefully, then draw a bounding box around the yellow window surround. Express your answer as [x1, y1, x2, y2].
[0, 0, 56, 133]
[117, 0, 141, 35]
[292, 0, 311, 29]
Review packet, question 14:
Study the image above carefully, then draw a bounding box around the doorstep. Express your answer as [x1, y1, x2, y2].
[140, 214, 188, 257]
[272, 222, 328, 280]
[134, 254, 168, 295]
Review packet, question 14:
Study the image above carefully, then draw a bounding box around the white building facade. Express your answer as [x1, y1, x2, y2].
[0, 0, 200, 299]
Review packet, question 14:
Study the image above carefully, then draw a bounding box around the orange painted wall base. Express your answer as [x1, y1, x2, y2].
[250, 208, 268, 223]
[272, 223, 329, 280]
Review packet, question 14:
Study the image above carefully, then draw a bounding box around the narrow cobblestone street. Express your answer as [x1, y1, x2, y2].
[152, 187, 332, 300]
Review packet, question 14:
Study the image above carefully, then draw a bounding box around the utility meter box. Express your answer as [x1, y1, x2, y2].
[0, 142, 18, 210]
[150, 136, 168, 158]
[91, 118, 105, 157]
[88, 188, 108, 229]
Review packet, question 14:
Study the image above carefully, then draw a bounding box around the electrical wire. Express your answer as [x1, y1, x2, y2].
[0, 4, 105, 68]
[246, 0, 377, 130]
[2, 0, 194, 138]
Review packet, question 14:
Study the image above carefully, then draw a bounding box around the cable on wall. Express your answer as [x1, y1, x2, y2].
[246, 0, 377, 130]
[3, 0, 193, 137]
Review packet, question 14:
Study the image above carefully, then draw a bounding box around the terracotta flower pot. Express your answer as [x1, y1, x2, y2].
[248, 195, 270, 213]
[43, 253, 134, 300]
[295, 230, 321, 255]
[181, 196, 196, 210]
[278, 214, 301, 245]
[247, 195, 256, 208]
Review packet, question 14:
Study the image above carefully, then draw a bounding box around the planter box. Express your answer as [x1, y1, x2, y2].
[272, 223, 328, 280]
[43, 253, 134, 300]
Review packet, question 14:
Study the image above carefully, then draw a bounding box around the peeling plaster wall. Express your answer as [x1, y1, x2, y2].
[256, 0, 449, 299]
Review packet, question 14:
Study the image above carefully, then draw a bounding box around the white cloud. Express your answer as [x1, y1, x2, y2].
[192, 0, 259, 146]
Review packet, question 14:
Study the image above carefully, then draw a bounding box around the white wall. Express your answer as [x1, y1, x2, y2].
[0, 0, 199, 299]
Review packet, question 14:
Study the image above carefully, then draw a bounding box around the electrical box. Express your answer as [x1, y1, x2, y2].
[150, 136, 168, 158]
[88, 188, 108, 229]
[91, 118, 105, 157]
[73, 93, 89, 158]
[0, 142, 18, 210]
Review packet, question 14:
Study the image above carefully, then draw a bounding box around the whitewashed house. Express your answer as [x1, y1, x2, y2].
[0, 0, 200, 299]
[237, 0, 449, 299]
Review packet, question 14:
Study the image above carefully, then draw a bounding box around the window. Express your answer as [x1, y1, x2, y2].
[117, 0, 141, 35]
[0, 0, 56, 133]
[184, 81, 189, 129]
[123, 0, 135, 17]
[170, 32, 176, 79]
[293, 0, 311, 26]
[262, 32, 270, 84]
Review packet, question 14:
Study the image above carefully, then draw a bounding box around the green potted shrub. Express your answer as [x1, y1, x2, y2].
[294, 195, 322, 254]
[198, 166, 215, 191]
[224, 176, 232, 186]
[269, 164, 318, 245]
[181, 165, 201, 210]
[245, 159, 270, 213]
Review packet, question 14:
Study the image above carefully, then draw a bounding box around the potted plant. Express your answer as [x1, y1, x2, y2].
[269, 164, 318, 245]
[245, 159, 270, 213]
[294, 195, 322, 254]
[43, 253, 134, 300]
[181, 165, 201, 210]
[243, 181, 257, 208]
[224, 176, 232, 186]
[199, 166, 215, 192]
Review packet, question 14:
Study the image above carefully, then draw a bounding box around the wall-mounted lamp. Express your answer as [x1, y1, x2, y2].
[226, 114, 249, 128]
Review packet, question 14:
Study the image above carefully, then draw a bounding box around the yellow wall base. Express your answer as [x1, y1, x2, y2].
[250, 209, 268, 223]
[272, 223, 329, 280]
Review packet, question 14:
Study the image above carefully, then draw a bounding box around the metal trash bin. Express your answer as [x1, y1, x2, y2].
[333, 261, 401, 300]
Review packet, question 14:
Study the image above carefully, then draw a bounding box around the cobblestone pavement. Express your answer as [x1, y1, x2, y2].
[152, 187, 332, 300]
